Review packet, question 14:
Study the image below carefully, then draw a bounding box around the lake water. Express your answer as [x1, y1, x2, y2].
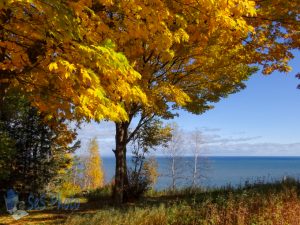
[102, 156, 300, 190]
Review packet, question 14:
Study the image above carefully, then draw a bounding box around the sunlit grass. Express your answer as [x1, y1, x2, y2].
[1, 178, 300, 225]
[65, 178, 300, 225]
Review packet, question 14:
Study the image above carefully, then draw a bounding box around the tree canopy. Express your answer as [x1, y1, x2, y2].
[1, 0, 299, 203]
[1, 0, 298, 123]
[0, 0, 146, 122]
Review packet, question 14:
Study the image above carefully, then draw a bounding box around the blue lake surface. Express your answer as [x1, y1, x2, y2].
[102, 156, 300, 190]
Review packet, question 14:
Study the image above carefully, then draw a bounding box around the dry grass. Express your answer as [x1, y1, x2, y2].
[65, 179, 300, 225]
[2, 179, 300, 225]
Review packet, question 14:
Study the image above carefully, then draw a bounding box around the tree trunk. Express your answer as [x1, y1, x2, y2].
[113, 122, 129, 204]
[0, 82, 9, 121]
[172, 157, 175, 191]
[192, 154, 197, 188]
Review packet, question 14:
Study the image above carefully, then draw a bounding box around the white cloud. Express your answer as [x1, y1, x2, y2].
[76, 121, 115, 156]
[202, 142, 300, 156]
[75, 122, 300, 157]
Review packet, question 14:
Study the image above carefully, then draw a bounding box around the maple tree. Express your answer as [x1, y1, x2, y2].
[0, 0, 146, 122]
[91, 0, 299, 202]
[1, 0, 299, 203]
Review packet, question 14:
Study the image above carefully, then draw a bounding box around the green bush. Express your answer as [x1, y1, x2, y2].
[84, 185, 112, 202]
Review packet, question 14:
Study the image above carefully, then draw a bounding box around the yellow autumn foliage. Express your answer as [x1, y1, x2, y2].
[84, 138, 105, 190]
[0, 0, 299, 123]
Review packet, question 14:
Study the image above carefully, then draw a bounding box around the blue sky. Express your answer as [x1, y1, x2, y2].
[77, 53, 300, 156]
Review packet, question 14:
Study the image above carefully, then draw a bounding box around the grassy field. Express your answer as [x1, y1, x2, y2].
[1, 178, 300, 225]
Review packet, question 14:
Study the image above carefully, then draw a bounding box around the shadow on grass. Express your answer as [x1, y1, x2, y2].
[1, 177, 300, 224]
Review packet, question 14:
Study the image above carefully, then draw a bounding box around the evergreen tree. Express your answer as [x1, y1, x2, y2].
[0, 131, 15, 181]
[0, 92, 79, 193]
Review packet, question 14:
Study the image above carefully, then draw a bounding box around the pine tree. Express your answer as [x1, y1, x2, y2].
[84, 138, 105, 190]
[0, 91, 79, 192]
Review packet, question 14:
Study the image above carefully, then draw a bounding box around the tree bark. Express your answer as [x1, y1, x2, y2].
[0, 82, 9, 121]
[192, 154, 197, 188]
[171, 156, 175, 191]
[113, 122, 129, 204]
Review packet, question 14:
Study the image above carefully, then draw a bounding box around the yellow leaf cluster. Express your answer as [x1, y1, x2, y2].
[1, 0, 299, 124]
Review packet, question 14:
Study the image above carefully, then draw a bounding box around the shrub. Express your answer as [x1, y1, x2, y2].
[125, 169, 152, 200]
[84, 185, 112, 202]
